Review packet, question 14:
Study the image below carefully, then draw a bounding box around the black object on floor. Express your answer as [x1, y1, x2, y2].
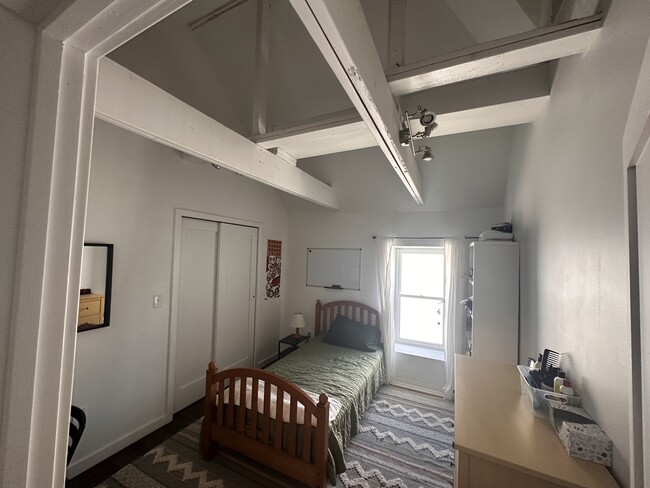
[65, 399, 203, 487]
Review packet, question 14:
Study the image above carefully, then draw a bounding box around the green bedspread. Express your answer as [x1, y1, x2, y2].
[266, 336, 385, 474]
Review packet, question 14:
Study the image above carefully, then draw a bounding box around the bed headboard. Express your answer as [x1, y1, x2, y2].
[314, 299, 380, 336]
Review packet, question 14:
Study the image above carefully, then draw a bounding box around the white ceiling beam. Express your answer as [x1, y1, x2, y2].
[289, 0, 424, 205]
[386, 13, 603, 96]
[432, 97, 548, 136]
[95, 59, 338, 209]
[253, 99, 548, 159]
[401, 63, 550, 132]
[254, 65, 550, 158]
[45, 0, 193, 57]
[251, 109, 375, 159]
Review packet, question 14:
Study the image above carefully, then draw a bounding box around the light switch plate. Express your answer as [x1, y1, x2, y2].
[153, 294, 162, 308]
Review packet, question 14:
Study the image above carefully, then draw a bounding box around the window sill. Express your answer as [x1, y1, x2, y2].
[395, 343, 445, 361]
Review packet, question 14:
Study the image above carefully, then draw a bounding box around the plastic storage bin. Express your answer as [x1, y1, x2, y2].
[517, 365, 581, 417]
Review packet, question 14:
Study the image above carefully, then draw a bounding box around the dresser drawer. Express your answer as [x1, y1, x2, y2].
[79, 297, 101, 317]
[78, 313, 101, 325]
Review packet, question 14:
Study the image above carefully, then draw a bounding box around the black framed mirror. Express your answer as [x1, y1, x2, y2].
[78, 243, 113, 332]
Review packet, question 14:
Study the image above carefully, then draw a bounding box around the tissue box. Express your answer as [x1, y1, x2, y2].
[549, 403, 612, 466]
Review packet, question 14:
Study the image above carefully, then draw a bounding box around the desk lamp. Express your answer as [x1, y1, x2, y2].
[289, 312, 306, 337]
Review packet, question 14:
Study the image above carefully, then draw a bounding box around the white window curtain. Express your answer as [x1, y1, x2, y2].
[442, 238, 462, 400]
[375, 237, 396, 384]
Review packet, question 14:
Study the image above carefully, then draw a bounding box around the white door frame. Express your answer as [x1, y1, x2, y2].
[626, 114, 650, 488]
[0, 2, 193, 486]
[167, 209, 262, 420]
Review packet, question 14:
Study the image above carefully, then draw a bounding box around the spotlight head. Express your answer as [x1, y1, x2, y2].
[419, 109, 437, 127]
[416, 146, 434, 161]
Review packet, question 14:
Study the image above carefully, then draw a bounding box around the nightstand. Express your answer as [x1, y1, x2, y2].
[278, 333, 309, 359]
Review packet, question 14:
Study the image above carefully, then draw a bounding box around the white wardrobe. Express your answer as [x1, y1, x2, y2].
[173, 217, 258, 413]
[465, 241, 519, 364]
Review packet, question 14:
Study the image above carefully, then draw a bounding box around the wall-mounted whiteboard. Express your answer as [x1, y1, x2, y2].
[306, 248, 362, 290]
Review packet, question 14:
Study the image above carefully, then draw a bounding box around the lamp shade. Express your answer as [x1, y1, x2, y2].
[289, 312, 306, 335]
[289, 312, 306, 329]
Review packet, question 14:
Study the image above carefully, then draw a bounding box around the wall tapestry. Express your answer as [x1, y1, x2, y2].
[266, 239, 282, 298]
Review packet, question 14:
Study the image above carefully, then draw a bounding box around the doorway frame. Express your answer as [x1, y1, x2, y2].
[167, 208, 262, 419]
[0, 2, 194, 485]
[626, 112, 650, 488]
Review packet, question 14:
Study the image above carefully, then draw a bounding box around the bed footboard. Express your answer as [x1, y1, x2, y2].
[200, 361, 330, 488]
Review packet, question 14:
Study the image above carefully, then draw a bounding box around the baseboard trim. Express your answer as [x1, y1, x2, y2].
[390, 381, 444, 397]
[66, 413, 171, 479]
[257, 352, 277, 369]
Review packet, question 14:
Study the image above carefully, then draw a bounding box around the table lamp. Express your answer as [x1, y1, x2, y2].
[289, 312, 306, 337]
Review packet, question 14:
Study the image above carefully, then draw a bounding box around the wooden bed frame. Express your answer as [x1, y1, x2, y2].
[314, 299, 379, 335]
[200, 299, 380, 488]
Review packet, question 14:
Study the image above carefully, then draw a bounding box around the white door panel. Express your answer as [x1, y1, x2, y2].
[174, 218, 218, 412]
[215, 223, 257, 370]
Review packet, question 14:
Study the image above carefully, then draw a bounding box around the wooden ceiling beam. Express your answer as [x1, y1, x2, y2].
[387, 13, 603, 96]
[253, 65, 550, 159]
[95, 59, 338, 209]
[289, 0, 424, 205]
[251, 109, 375, 159]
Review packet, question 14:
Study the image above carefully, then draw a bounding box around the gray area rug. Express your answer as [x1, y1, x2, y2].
[96, 385, 454, 488]
[340, 385, 454, 488]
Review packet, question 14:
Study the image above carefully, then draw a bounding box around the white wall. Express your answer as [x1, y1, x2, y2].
[70, 120, 289, 475]
[0, 5, 35, 437]
[503, 1, 650, 485]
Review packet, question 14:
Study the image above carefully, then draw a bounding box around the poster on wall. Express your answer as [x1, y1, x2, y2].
[266, 239, 282, 298]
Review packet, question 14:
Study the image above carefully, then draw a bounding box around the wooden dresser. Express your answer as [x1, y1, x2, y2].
[78, 293, 104, 325]
[454, 355, 619, 488]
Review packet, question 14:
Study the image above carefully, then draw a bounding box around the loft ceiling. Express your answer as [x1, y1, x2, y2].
[104, 0, 602, 206]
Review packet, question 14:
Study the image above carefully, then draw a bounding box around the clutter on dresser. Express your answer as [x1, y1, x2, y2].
[549, 403, 613, 466]
[491, 222, 512, 233]
[518, 348, 614, 466]
[478, 222, 514, 241]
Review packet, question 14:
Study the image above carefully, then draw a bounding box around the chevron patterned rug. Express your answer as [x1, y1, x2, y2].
[340, 385, 454, 488]
[96, 385, 454, 488]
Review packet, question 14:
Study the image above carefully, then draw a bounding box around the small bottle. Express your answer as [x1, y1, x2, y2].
[559, 378, 575, 396]
[532, 353, 542, 371]
[554, 371, 566, 393]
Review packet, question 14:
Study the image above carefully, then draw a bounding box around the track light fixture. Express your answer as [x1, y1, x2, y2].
[399, 105, 438, 161]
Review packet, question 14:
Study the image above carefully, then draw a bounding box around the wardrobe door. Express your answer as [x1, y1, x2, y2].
[215, 223, 258, 370]
[173, 217, 219, 413]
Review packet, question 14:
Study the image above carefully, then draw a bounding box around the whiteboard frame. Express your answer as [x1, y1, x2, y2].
[306, 248, 362, 290]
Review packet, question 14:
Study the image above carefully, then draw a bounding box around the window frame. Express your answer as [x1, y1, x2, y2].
[394, 245, 446, 352]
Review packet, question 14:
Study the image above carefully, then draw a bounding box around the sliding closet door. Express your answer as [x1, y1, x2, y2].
[174, 218, 219, 412]
[215, 223, 258, 370]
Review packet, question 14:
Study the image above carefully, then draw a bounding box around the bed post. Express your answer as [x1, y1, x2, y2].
[314, 392, 330, 488]
[315, 299, 322, 336]
[200, 361, 219, 460]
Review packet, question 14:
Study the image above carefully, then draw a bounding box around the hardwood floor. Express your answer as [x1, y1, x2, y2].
[66, 400, 203, 487]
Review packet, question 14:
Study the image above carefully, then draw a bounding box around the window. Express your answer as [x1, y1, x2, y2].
[395, 247, 445, 351]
